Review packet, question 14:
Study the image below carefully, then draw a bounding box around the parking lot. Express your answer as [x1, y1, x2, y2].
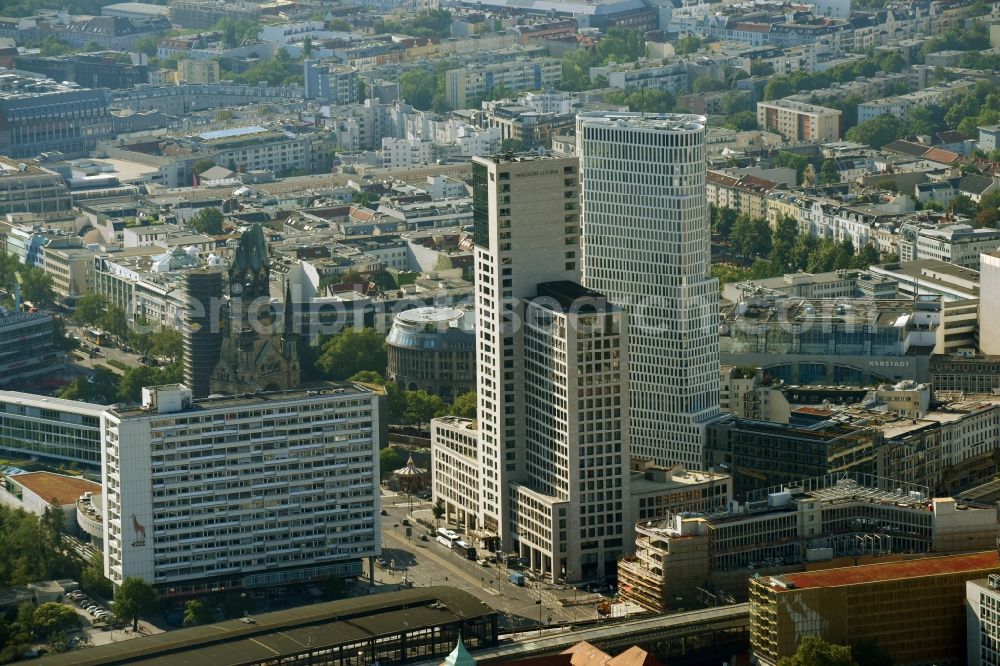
[62, 590, 162, 648]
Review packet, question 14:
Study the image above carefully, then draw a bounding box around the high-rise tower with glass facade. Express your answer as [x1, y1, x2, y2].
[576, 112, 720, 469]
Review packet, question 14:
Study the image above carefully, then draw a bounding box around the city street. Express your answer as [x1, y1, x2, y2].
[372, 491, 605, 631]
[63, 323, 147, 375]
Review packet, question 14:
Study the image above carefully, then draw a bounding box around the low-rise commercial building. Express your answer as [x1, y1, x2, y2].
[751, 551, 1000, 666]
[898, 223, 1000, 271]
[102, 383, 383, 596]
[0, 392, 106, 467]
[618, 475, 999, 613]
[705, 415, 877, 500]
[0, 158, 71, 216]
[431, 416, 480, 532]
[0, 472, 101, 540]
[386, 306, 475, 400]
[721, 269, 898, 303]
[720, 297, 940, 384]
[869, 259, 979, 302]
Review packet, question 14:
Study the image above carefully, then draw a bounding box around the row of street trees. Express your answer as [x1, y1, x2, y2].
[711, 208, 888, 285]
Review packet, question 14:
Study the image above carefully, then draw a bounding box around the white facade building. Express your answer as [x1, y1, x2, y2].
[101, 383, 381, 596]
[577, 112, 720, 469]
[380, 138, 436, 169]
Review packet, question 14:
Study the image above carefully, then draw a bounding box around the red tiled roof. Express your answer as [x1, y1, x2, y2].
[793, 406, 834, 416]
[608, 647, 664, 666]
[922, 147, 960, 164]
[776, 551, 1000, 590]
[563, 641, 611, 666]
[11, 472, 100, 506]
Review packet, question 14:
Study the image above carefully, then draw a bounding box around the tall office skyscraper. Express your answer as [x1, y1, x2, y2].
[464, 153, 632, 582]
[471, 153, 582, 549]
[577, 112, 720, 469]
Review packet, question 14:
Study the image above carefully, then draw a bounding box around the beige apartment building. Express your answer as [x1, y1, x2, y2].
[756, 100, 842, 142]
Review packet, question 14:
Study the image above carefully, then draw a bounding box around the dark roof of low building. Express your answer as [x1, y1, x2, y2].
[534, 281, 612, 311]
[958, 173, 995, 196]
[36, 587, 494, 666]
[882, 140, 929, 157]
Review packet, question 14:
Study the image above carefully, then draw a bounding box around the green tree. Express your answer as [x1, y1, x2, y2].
[113, 577, 159, 631]
[215, 17, 259, 48]
[32, 603, 80, 638]
[432, 498, 446, 528]
[711, 205, 739, 237]
[18, 266, 55, 308]
[191, 158, 216, 176]
[60, 368, 119, 404]
[348, 370, 386, 385]
[188, 207, 224, 235]
[674, 34, 701, 55]
[0, 252, 20, 290]
[692, 75, 725, 93]
[73, 293, 108, 326]
[606, 88, 675, 113]
[133, 35, 161, 58]
[769, 215, 799, 270]
[750, 60, 774, 76]
[450, 391, 477, 419]
[51, 315, 76, 351]
[561, 49, 599, 92]
[403, 389, 446, 428]
[148, 327, 183, 362]
[386, 383, 407, 422]
[948, 193, 977, 217]
[846, 114, 905, 148]
[183, 599, 213, 627]
[399, 69, 437, 110]
[724, 111, 757, 131]
[117, 363, 183, 403]
[595, 28, 645, 64]
[731, 216, 772, 258]
[720, 91, 752, 116]
[379, 446, 402, 474]
[790, 233, 819, 270]
[100, 305, 129, 339]
[778, 636, 857, 666]
[820, 159, 840, 184]
[81, 550, 113, 599]
[853, 243, 881, 269]
[317, 327, 387, 380]
[302, 36, 312, 57]
[763, 78, 794, 101]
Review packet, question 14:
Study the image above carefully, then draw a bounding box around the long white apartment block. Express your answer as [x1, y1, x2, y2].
[577, 112, 720, 469]
[101, 383, 382, 597]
